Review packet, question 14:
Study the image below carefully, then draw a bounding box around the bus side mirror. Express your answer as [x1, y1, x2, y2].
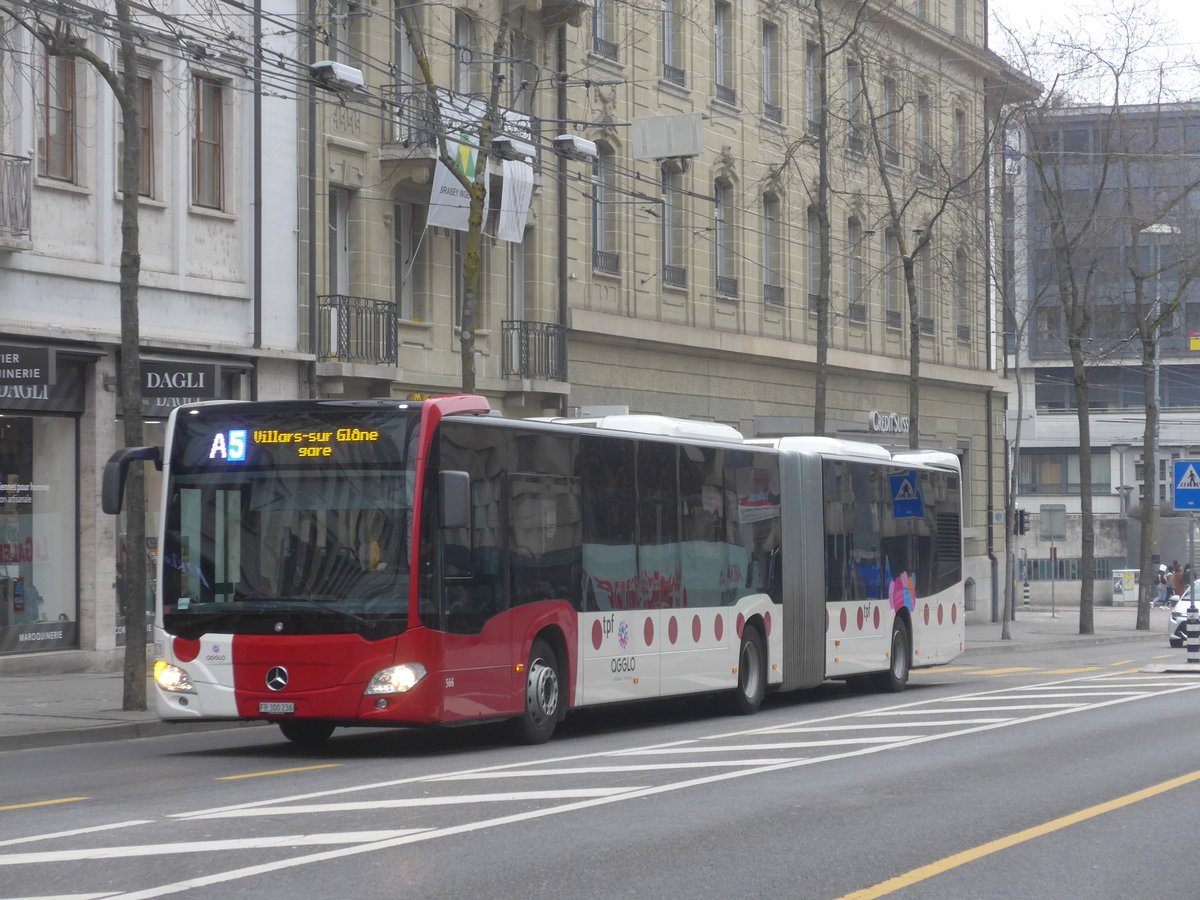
[102, 446, 162, 514]
[439, 470, 470, 529]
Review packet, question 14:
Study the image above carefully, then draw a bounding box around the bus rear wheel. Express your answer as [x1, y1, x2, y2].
[278, 719, 336, 745]
[511, 639, 560, 744]
[731, 626, 766, 715]
[872, 621, 910, 693]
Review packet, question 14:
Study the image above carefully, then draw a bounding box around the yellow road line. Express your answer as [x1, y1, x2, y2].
[912, 666, 976, 674]
[0, 797, 89, 811]
[1109, 660, 1134, 667]
[835, 769, 1200, 900]
[971, 667, 1037, 675]
[1041, 667, 1101, 674]
[216, 764, 342, 781]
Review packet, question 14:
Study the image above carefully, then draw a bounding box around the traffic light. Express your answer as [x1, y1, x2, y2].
[1013, 509, 1029, 535]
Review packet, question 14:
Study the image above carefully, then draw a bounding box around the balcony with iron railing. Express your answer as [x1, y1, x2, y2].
[0, 153, 32, 249]
[502, 320, 567, 382]
[318, 295, 399, 366]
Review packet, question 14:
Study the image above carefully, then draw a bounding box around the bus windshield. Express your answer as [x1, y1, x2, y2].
[160, 404, 420, 640]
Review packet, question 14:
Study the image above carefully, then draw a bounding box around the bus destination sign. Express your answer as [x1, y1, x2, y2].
[208, 426, 382, 461]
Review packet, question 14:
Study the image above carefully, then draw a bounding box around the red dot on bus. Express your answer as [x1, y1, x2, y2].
[668, 616, 678, 644]
[692, 615, 702, 643]
[938, 604, 944, 624]
[715, 615, 724, 641]
[765, 611, 772, 636]
[736, 613, 745, 638]
[923, 605, 931, 626]
[856, 608, 864, 631]
[873, 607, 881, 629]
[951, 604, 958, 624]
[592, 620, 603, 650]
[174, 638, 200, 662]
[839, 608, 848, 631]
[644, 617, 654, 646]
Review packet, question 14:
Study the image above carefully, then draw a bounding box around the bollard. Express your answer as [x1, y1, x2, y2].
[1023, 580, 1031, 609]
[1188, 603, 1200, 665]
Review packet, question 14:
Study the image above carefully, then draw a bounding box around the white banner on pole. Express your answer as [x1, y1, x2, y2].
[497, 159, 534, 243]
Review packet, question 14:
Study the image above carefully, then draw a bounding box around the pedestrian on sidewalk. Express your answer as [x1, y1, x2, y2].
[1156, 565, 1170, 607]
[1173, 561, 1183, 597]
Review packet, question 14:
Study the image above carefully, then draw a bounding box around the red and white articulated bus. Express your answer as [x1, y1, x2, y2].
[102, 395, 964, 745]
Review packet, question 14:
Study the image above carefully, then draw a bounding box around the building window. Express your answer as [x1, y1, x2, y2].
[955, 247, 970, 341]
[714, 2, 735, 103]
[329, 0, 358, 65]
[954, 107, 968, 180]
[918, 251, 934, 335]
[762, 21, 780, 121]
[954, 0, 966, 38]
[592, 144, 619, 274]
[714, 179, 737, 297]
[117, 71, 155, 197]
[763, 192, 783, 306]
[453, 11, 474, 94]
[916, 92, 933, 177]
[1019, 451, 1111, 495]
[882, 76, 901, 166]
[662, 0, 685, 84]
[509, 32, 537, 114]
[805, 41, 820, 134]
[806, 205, 820, 316]
[848, 217, 865, 322]
[592, 0, 618, 59]
[884, 229, 902, 329]
[328, 186, 352, 296]
[40, 50, 76, 182]
[662, 163, 686, 287]
[192, 75, 224, 209]
[394, 201, 428, 320]
[846, 59, 864, 152]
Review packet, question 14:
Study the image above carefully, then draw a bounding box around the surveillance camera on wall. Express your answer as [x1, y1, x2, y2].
[310, 60, 365, 92]
[553, 134, 598, 161]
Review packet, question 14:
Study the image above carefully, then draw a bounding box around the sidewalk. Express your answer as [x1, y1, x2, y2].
[0, 605, 1176, 752]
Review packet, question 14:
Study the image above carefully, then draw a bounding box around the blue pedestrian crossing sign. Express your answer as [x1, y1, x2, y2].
[889, 471, 925, 519]
[1173, 460, 1200, 510]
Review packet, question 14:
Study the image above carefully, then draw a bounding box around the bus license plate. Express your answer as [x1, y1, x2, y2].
[259, 702, 294, 715]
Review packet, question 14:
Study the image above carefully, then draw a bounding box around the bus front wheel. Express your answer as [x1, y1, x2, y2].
[731, 626, 766, 715]
[278, 719, 336, 745]
[512, 639, 560, 744]
[872, 621, 910, 693]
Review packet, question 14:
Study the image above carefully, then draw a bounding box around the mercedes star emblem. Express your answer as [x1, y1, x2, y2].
[266, 666, 289, 692]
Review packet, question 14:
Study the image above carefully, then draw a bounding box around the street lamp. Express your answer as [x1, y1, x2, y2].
[1139, 223, 1181, 526]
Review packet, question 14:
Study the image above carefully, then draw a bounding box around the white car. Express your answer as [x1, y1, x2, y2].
[1168, 581, 1200, 647]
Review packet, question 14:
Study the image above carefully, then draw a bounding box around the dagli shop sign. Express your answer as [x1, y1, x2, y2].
[141, 361, 216, 398]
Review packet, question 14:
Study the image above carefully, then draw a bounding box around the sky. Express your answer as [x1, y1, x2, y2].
[988, 0, 1200, 100]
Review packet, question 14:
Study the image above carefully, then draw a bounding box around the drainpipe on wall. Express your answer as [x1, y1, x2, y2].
[252, 0, 263, 400]
[306, 0, 319, 398]
[556, 25, 569, 415]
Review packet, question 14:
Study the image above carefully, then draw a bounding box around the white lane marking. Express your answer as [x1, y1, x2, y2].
[980, 692, 1143, 700]
[743, 719, 1010, 734]
[431, 761, 801, 779]
[107, 681, 1200, 900]
[1, 894, 120, 899]
[0, 822, 153, 849]
[865, 704, 1083, 714]
[0, 832, 424, 866]
[616, 737, 922, 754]
[187, 788, 642, 819]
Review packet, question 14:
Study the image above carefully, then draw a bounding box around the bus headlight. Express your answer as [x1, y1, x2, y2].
[153, 660, 196, 694]
[365, 663, 426, 695]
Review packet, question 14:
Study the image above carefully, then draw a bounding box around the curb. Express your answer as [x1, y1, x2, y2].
[963, 632, 1166, 656]
[0, 719, 263, 753]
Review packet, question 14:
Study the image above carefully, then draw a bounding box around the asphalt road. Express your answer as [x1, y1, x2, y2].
[2, 638, 1196, 900]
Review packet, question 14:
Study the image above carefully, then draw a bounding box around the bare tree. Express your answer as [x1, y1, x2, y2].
[2, 0, 148, 707]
